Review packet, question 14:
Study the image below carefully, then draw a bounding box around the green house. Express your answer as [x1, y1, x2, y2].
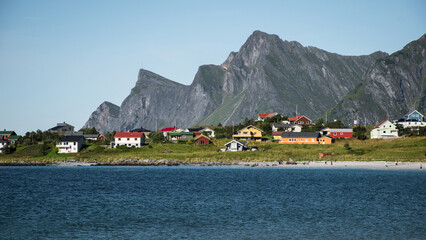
[7, 135, 21, 144]
[0, 130, 16, 140]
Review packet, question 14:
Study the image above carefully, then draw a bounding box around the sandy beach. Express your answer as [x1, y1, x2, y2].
[236, 160, 425, 170]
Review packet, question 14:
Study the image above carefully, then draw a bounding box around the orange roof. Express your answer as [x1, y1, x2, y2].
[114, 132, 144, 138]
[259, 112, 277, 118]
[272, 131, 284, 136]
[288, 115, 303, 121]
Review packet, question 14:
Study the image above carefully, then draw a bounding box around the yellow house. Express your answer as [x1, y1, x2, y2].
[232, 125, 263, 142]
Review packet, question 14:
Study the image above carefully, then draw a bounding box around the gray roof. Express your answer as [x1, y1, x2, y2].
[281, 132, 320, 138]
[130, 127, 152, 132]
[273, 124, 294, 128]
[328, 128, 353, 132]
[84, 134, 99, 138]
[59, 135, 85, 142]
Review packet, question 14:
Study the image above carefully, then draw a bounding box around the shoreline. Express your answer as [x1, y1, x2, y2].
[0, 159, 424, 170]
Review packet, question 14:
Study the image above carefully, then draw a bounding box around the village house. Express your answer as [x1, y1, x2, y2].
[159, 126, 180, 137]
[403, 110, 424, 122]
[168, 132, 194, 142]
[200, 127, 215, 138]
[0, 130, 16, 140]
[272, 123, 302, 132]
[56, 135, 85, 153]
[194, 134, 211, 145]
[232, 125, 263, 142]
[65, 131, 101, 141]
[130, 127, 152, 138]
[49, 122, 74, 133]
[318, 136, 334, 144]
[320, 128, 353, 139]
[370, 119, 398, 139]
[272, 131, 284, 141]
[185, 127, 203, 132]
[113, 132, 145, 148]
[223, 140, 247, 152]
[184, 127, 216, 138]
[279, 132, 320, 144]
[288, 115, 312, 126]
[0, 139, 9, 153]
[7, 135, 21, 144]
[396, 110, 425, 129]
[257, 112, 278, 121]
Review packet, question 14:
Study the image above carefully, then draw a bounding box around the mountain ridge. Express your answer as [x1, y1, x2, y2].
[83, 30, 399, 133]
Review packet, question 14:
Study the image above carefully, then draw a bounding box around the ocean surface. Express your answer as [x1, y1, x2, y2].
[0, 166, 425, 239]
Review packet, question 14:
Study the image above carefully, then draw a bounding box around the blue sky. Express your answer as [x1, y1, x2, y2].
[1, 0, 425, 135]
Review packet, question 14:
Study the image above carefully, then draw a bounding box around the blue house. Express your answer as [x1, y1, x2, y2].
[404, 110, 424, 122]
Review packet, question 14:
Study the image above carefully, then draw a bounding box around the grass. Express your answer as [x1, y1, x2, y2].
[1, 137, 425, 164]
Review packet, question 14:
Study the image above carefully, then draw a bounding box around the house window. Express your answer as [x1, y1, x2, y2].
[334, 133, 337, 136]
[201, 140, 204, 144]
[74, 142, 76, 145]
[118, 138, 121, 141]
[135, 138, 137, 140]
[127, 138, 130, 141]
[383, 131, 386, 133]
[136, 144, 138, 147]
[243, 132, 248, 135]
[340, 132, 343, 135]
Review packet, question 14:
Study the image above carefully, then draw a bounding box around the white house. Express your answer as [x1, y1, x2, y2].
[113, 132, 145, 148]
[0, 139, 9, 153]
[200, 127, 215, 138]
[396, 120, 426, 129]
[370, 119, 398, 139]
[272, 124, 302, 132]
[223, 140, 247, 152]
[56, 135, 85, 153]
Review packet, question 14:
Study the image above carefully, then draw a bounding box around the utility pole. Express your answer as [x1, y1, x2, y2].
[326, 111, 327, 124]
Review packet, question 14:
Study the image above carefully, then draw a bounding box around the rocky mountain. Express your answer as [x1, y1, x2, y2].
[328, 34, 426, 125]
[84, 31, 388, 133]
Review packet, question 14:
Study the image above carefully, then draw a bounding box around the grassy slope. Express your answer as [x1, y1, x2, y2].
[1, 137, 425, 163]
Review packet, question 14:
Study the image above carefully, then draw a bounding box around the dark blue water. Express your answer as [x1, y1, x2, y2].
[0, 167, 425, 239]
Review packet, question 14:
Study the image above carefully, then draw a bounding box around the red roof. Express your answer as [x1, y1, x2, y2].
[114, 132, 144, 138]
[288, 115, 303, 121]
[374, 119, 388, 128]
[272, 131, 284, 136]
[159, 126, 178, 132]
[259, 112, 277, 118]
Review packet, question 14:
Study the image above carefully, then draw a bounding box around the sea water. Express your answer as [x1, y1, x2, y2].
[0, 166, 425, 239]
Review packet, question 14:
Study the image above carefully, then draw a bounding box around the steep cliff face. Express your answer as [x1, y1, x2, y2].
[328, 34, 426, 125]
[84, 31, 388, 133]
[83, 101, 120, 132]
[199, 31, 387, 126]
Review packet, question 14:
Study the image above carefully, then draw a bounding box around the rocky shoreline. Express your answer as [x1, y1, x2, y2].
[0, 159, 424, 170]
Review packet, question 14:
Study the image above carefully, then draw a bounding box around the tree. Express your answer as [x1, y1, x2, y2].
[353, 126, 367, 140]
[79, 127, 99, 134]
[326, 120, 345, 128]
[150, 132, 165, 143]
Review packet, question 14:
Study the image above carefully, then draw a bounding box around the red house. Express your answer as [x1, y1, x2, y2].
[194, 135, 211, 145]
[288, 115, 311, 126]
[329, 128, 353, 139]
